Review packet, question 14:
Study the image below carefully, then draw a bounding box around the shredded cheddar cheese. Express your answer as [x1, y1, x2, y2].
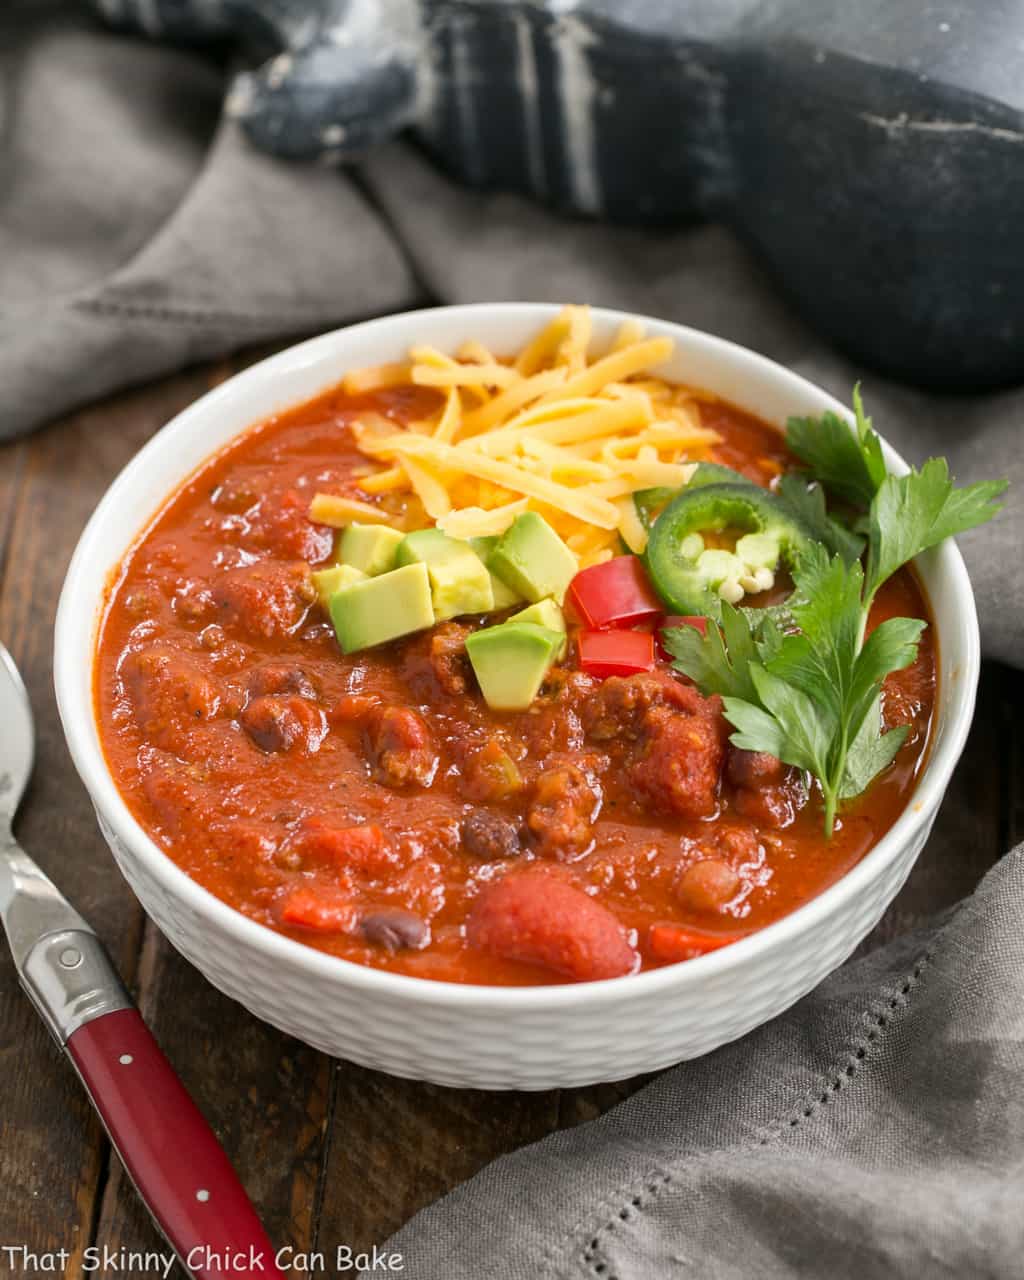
[309, 306, 721, 565]
[309, 494, 394, 527]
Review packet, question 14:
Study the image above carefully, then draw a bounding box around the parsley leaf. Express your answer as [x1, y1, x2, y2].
[839, 701, 909, 800]
[668, 389, 1006, 837]
[847, 615, 926, 735]
[785, 386, 886, 508]
[661, 605, 763, 703]
[732, 664, 834, 780]
[864, 458, 1007, 602]
[671, 548, 926, 836]
[776, 473, 864, 565]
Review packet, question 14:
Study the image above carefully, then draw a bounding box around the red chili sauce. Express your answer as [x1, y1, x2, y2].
[94, 384, 936, 985]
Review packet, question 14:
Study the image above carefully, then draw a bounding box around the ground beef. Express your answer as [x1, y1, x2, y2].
[726, 748, 785, 789]
[220, 484, 333, 563]
[239, 695, 327, 754]
[526, 765, 601, 859]
[138, 747, 210, 838]
[211, 560, 316, 639]
[727, 746, 805, 828]
[120, 646, 220, 752]
[461, 810, 521, 860]
[366, 706, 437, 789]
[429, 623, 472, 695]
[582, 670, 705, 741]
[630, 704, 725, 820]
[172, 578, 216, 624]
[583, 672, 726, 821]
[255, 490, 335, 563]
[460, 739, 524, 803]
[402, 623, 472, 699]
[246, 663, 318, 701]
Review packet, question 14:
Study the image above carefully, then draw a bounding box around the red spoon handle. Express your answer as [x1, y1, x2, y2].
[66, 1008, 285, 1279]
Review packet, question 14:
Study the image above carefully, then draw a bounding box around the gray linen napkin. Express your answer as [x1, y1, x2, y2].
[2, 9, 1019, 668]
[3, 14, 1023, 1278]
[0, 4, 420, 438]
[366, 845, 1024, 1280]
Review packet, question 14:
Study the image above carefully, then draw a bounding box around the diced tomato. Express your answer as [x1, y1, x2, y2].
[294, 820, 394, 876]
[279, 887, 357, 933]
[656, 614, 708, 660]
[567, 556, 663, 630]
[577, 629, 656, 679]
[648, 922, 742, 963]
[331, 693, 380, 723]
[466, 869, 638, 982]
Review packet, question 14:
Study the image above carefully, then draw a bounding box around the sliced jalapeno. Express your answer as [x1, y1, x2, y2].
[633, 462, 754, 530]
[643, 482, 816, 615]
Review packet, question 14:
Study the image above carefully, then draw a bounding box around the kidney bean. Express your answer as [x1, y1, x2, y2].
[240, 695, 327, 754]
[676, 859, 741, 913]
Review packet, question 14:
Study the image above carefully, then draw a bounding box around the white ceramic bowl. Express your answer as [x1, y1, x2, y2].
[55, 304, 979, 1090]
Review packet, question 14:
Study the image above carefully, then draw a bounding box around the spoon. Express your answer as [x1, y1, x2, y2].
[0, 643, 285, 1280]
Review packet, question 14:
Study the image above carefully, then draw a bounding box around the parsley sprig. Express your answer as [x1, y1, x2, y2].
[665, 391, 1007, 836]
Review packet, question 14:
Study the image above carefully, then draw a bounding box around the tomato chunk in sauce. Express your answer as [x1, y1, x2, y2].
[94, 384, 935, 985]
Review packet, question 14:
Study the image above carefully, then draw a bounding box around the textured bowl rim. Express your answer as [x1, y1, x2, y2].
[54, 303, 980, 1012]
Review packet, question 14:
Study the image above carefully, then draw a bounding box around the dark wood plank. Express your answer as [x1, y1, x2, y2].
[86, 348, 336, 1276]
[313, 1068, 560, 1267]
[0, 363, 258, 1275]
[91, 922, 333, 1279]
[0, 440, 26, 574]
[0, 379, 210, 1271]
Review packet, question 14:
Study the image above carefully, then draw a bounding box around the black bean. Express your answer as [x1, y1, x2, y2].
[360, 909, 429, 952]
[461, 810, 521, 860]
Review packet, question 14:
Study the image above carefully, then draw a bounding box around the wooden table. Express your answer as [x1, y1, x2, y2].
[0, 351, 1019, 1278]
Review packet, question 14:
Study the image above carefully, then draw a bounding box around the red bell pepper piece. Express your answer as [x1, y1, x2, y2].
[279, 887, 357, 933]
[648, 923, 742, 963]
[567, 556, 663, 630]
[577, 629, 656, 679]
[656, 614, 708, 660]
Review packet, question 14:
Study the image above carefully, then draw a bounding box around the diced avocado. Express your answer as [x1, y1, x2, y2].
[470, 536, 524, 610]
[312, 563, 366, 609]
[337, 522, 405, 577]
[509, 599, 567, 660]
[329, 562, 435, 654]
[396, 529, 494, 620]
[488, 513, 578, 604]
[394, 528, 452, 566]
[465, 621, 563, 711]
